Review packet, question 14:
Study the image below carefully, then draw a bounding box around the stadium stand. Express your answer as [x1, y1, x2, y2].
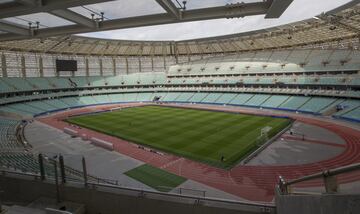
[0, 119, 23, 149]
[0, 1, 359, 213]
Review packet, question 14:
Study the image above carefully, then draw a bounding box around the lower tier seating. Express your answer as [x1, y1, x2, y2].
[0, 152, 53, 175]
[0, 91, 359, 122]
[0, 119, 23, 149]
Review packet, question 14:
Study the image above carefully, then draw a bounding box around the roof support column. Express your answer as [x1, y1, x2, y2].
[174, 42, 178, 64]
[112, 58, 116, 76]
[155, 0, 181, 19]
[163, 55, 166, 73]
[1, 54, 7, 77]
[99, 58, 103, 76]
[151, 56, 154, 72]
[38, 56, 44, 77]
[125, 57, 129, 75]
[85, 58, 89, 77]
[21, 55, 26, 77]
[138, 58, 142, 73]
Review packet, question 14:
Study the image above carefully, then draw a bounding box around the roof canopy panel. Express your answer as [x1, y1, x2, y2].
[0, 0, 293, 41]
[0, 0, 358, 56]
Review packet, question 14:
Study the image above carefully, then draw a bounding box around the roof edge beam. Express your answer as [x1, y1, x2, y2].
[0, 20, 29, 36]
[0, 0, 114, 19]
[0, 1, 271, 41]
[14, 0, 43, 6]
[50, 9, 98, 29]
[265, 0, 294, 18]
[155, 0, 181, 19]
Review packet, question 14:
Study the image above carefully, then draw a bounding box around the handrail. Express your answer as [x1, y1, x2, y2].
[278, 162, 360, 194]
[0, 169, 275, 211]
[44, 156, 119, 186]
[287, 163, 360, 186]
[63, 164, 118, 185]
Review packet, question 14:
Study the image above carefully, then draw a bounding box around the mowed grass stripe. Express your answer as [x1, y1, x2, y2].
[66, 106, 291, 169]
[124, 164, 186, 192]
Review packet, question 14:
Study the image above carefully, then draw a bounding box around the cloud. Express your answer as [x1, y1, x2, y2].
[2, 0, 353, 40]
[80, 0, 352, 41]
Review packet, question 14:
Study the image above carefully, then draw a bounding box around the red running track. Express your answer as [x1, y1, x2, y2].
[37, 103, 360, 203]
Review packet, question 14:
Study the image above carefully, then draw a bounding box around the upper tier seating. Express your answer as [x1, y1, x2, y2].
[0, 73, 359, 95]
[168, 50, 360, 76]
[1, 78, 34, 91]
[47, 77, 72, 88]
[26, 78, 54, 90]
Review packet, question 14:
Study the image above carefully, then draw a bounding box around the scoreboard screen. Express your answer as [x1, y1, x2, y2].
[56, 59, 77, 72]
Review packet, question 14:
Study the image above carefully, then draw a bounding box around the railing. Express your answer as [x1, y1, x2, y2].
[43, 154, 119, 186]
[62, 164, 119, 186]
[0, 169, 275, 213]
[278, 162, 360, 195]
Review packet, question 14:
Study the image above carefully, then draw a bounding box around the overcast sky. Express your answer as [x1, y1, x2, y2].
[5, 0, 353, 41]
[79, 0, 352, 41]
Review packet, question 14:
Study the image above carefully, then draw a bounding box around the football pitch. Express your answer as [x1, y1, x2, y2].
[66, 105, 291, 168]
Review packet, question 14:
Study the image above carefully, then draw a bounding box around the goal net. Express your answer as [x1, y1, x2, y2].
[256, 126, 272, 146]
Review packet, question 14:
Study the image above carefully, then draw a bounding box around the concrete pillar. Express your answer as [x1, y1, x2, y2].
[163, 55, 166, 72]
[1, 54, 7, 77]
[112, 58, 116, 76]
[54, 57, 59, 77]
[174, 42, 179, 64]
[59, 155, 66, 184]
[151, 56, 154, 72]
[38, 154, 45, 181]
[82, 157, 88, 187]
[99, 58, 103, 76]
[21, 55, 26, 77]
[85, 58, 89, 77]
[138, 57, 142, 73]
[38, 56, 44, 77]
[125, 57, 129, 75]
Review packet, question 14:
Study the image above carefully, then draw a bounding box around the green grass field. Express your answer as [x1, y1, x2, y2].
[66, 105, 291, 168]
[125, 164, 187, 192]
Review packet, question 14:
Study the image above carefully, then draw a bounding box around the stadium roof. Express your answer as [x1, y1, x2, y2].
[0, 0, 294, 41]
[0, 0, 359, 56]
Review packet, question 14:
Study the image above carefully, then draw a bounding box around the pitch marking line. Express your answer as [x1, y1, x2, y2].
[160, 158, 185, 169]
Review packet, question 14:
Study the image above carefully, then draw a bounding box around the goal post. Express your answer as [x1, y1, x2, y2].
[256, 126, 272, 146]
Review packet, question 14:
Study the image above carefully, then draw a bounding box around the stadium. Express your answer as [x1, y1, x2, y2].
[0, 0, 359, 213]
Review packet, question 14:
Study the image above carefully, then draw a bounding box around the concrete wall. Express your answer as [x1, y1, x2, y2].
[275, 188, 360, 214]
[0, 175, 273, 214]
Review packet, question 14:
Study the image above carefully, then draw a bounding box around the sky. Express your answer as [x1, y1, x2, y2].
[4, 0, 354, 41]
[79, 0, 353, 41]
